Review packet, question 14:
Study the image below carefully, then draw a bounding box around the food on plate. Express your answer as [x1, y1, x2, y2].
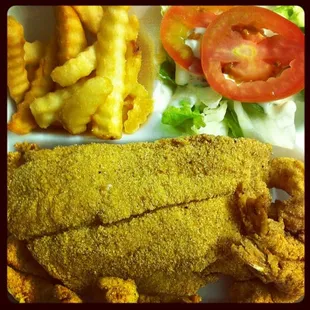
[123, 83, 153, 134]
[7, 135, 304, 303]
[7, 266, 82, 303]
[138, 293, 202, 303]
[160, 6, 233, 75]
[122, 40, 153, 134]
[159, 5, 305, 149]
[267, 157, 304, 237]
[24, 41, 45, 66]
[51, 43, 97, 87]
[8, 134, 271, 239]
[7, 16, 30, 104]
[231, 220, 304, 302]
[201, 6, 304, 102]
[55, 6, 87, 65]
[58, 77, 112, 134]
[7, 235, 51, 279]
[230, 279, 285, 303]
[97, 277, 139, 303]
[72, 5, 104, 34]
[7, 5, 153, 139]
[8, 36, 57, 134]
[29, 78, 85, 129]
[92, 6, 130, 139]
[30, 76, 112, 134]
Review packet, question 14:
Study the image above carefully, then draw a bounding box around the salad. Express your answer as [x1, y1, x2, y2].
[159, 6, 305, 149]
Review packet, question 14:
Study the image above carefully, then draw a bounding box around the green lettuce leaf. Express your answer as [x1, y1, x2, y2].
[242, 103, 265, 117]
[224, 106, 244, 138]
[272, 6, 304, 30]
[159, 60, 176, 91]
[161, 99, 205, 132]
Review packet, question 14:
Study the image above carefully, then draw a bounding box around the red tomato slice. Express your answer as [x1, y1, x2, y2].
[201, 6, 304, 102]
[160, 6, 233, 75]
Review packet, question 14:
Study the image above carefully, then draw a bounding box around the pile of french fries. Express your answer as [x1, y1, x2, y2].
[7, 6, 154, 139]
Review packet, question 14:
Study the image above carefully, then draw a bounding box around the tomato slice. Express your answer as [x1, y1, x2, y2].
[201, 6, 304, 102]
[160, 6, 233, 75]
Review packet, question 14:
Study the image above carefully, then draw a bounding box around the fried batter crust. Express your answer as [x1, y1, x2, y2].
[8, 135, 271, 240]
[28, 196, 242, 295]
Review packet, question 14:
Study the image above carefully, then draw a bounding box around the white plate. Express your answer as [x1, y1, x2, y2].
[7, 5, 304, 303]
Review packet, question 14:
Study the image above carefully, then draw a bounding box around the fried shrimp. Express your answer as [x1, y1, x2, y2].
[267, 157, 304, 235]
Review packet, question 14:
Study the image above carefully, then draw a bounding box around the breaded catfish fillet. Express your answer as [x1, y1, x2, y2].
[8, 135, 271, 240]
[28, 196, 242, 295]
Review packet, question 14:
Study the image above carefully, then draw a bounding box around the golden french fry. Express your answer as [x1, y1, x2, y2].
[72, 6, 104, 34]
[124, 41, 142, 98]
[24, 41, 45, 66]
[92, 6, 130, 139]
[55, 6, 87, 65]
[59, 76, 112, 134]
[7, 16, 30, 104]
[8, 36, 57, 134]
[127, 15, 140, 41]
[123, 83, 153, 134]
[51, 43, 97, 87]
[30, 82, 81, 129]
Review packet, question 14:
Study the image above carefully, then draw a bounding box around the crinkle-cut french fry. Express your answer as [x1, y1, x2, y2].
[59, 76, 112, 134]
[51, 43, 97, 87]
[8, 36, 57, 135]
[127, 15, 140, 41]
[123, 83, 153, 134]
[92, 6, 130, 139]
[124, 41, 142, 98]
[7, 16, 30, 104]
[24, 41, 45, 66]
[30, 81, 84, 129]
[72, 6, 104, 34]
[55, 6, 87, 65]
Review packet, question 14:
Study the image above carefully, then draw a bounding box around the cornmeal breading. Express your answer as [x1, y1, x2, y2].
[8, 135, 271, 240]
[28, 196, 242, 295]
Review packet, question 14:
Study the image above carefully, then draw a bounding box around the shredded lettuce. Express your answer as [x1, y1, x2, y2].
[272, 6, 305, 31]
[233, 100, 297, 149]
[194, 101, 229, 136]
[159, 5, 303, 147]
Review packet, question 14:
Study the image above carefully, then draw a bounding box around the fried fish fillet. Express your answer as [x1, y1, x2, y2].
[28, 196, 242, 295]
[8, 135, 271, 240]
